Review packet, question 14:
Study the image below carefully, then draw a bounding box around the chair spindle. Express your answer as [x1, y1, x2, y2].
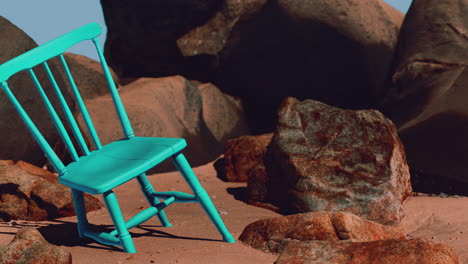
[28, 68, 80, 162]
[0, 81, 66, 173]
[92, 38, 134, 139]
[43, 61, 90, 156]
[59, 54, 102, 150]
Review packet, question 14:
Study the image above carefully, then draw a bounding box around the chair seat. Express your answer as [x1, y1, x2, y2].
[59, 137, 187, 194]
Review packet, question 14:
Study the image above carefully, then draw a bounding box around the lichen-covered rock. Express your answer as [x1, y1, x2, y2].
[275, 239, 459, 264]
[79, 76, 249, 171]
[0, 227, 71, 264]
[382, 0, 468, 188]
[101, 0, 403, 133]
[0, 160, 102, 221]
[219, 133, 272, 182]
[266, 98, 411, 225]
[239, 211, 405, 253]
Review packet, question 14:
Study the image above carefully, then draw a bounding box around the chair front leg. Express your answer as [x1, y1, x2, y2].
[71, 189, 89, 238]
[103, 190, 136, 253]
[172, 153, 235, 243]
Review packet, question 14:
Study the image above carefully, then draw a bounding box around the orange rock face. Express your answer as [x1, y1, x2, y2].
[276, 239, 459, 264]
[0, 160, 102, 221]
[239, 211, 405, 253]
[220, 133, 273, 182]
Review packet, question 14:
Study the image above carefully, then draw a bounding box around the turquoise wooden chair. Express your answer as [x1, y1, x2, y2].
[0, 23, 234, 253]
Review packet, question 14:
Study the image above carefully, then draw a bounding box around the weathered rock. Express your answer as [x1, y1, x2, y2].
[101, 0, 404, 133]
[275, 239, 459, 264]
[219, 133, 273, 182]
[265, 97, 411, 225]
[79, 76, 249, 171]
[383, 0, 467, 127]
[0, 227, 71, 264]
[0, 160, 102, 221]
[239, 211, 405, 253]
[382, 0, 468, 188]
[0, 16, 73, 168]
[247, 162, 272, 207]
[101, 0, 222, 77]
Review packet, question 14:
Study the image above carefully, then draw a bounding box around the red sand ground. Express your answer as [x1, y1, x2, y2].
[0, 161, 467, 263]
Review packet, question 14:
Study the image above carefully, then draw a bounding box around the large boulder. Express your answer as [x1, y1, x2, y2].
[275, 239, 459, 264]
[265, 98, 411, 225]
[239, 211, 405, 253]
[101, 0, 404, 133]
[0, 16, 73, 168]
[79, 76, 249, 170]
[0, 227, 71, 264]
[0, 160, 102, 221]
[382, 0, 468, 188]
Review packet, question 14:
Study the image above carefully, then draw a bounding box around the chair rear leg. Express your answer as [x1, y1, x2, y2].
[137, 173, 172, 227]
[103, 190, 136, 253]
[71, 189, 89, 238]
[172, 153, 235, 243]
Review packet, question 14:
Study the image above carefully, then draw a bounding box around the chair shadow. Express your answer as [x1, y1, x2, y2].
[36, 219, 221, 252]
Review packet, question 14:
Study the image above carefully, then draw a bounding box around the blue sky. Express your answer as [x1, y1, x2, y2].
[0, 0, 412, 61]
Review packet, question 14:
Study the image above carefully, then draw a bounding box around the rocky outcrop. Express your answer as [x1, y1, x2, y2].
[239, 211, 405, 253]
[0, 160, 102, 221]
[0, 227, 71, 264]
[265, 98, 411, 225]
[382, 0, 468, 189]
[218, 133, 272, 182]
[78, 76, 249, 171]
[101, 0, 404, 132]
[275, 239, 459, 264]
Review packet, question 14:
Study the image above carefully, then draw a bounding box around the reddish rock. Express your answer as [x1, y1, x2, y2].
[0, 160, 102, 221]
[275, 239, 459, 264]
[220, 133, 273, 182]
[0, 227, 71, 264]
[266, 98, 411, 225]
[101, 0, 403, 133]
[239, 211, 405, 253]
[247, 162, 271, 206]
[382, 0, 468, 189]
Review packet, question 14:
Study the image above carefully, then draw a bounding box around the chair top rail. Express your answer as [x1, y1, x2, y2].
[0, 23, 101, 83]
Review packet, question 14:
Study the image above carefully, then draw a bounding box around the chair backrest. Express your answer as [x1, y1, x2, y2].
[0, 23, 134, 175]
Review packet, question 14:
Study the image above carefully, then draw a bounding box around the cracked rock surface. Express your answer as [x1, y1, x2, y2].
[265, 98, 411, 225]
[0, 227, 71, 264]
[0, 160, 102, 221]
[239, 211, 405, 253]
[275, 239, 459, 264]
